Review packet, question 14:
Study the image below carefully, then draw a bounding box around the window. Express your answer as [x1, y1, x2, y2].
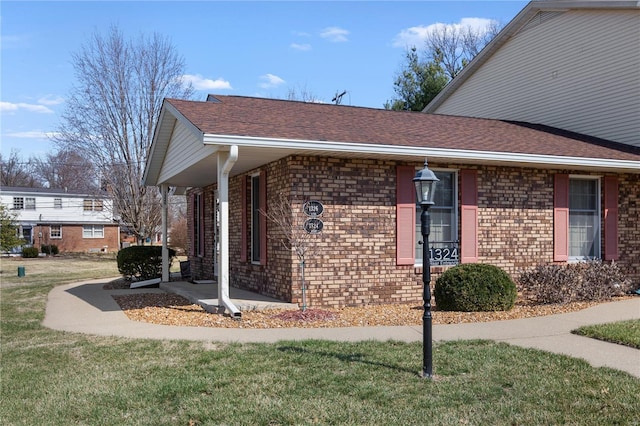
[83, 199, 103, 211]
[192, 193, 204, 256]
[25, 197, 36, 210]
[22, 227, 32, 244]
[13, 197, 24, 210]
[83, 225, 104, 238]
[569, 178, 600, 259]
[251, 175, 261, 263]
[416, 170, 458, 265]
[50, 225, 62, 239]
[54, 198, 62, 209]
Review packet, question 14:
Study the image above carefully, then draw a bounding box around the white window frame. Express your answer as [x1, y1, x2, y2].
[568, 176, 601, 261]
[83, 225, 104, 238]
[83, 199, 103, 211]
[13, 197, 24, 210]
[54, 198, 62, 209]
[50, 225, 62, 239]
[415, 169, 459, 266]
[25, 197, 36, 210]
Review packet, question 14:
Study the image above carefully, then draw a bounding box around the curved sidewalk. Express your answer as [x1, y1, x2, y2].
[43, 279, 640, 378]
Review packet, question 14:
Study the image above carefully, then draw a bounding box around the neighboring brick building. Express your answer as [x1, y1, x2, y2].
[0, 186, 119, 254]
[144, 95, 639, 310]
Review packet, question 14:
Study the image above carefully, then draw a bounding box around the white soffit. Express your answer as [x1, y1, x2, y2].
[203, 134, 640, 173]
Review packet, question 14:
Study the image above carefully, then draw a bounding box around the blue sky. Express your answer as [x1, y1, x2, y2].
[1, 1, 528, 159]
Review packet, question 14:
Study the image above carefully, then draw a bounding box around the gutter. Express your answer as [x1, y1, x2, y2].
[217, 145, 242, 318]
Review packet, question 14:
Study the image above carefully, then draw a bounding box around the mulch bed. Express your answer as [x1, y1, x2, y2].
[109, 289, 632, 329]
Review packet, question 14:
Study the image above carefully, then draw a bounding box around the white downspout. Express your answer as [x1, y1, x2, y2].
[217, 146, 241, 318]
[160, 184, 169, 282]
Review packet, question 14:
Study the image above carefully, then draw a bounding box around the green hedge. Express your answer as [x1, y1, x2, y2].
[21, 247, 39, 258]
[435, 263, 517, 312]
[117, 246, 176, 281]
[41, 244, 59, 255]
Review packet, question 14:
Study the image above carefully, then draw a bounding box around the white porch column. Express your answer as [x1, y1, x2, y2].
[160, 183, 169, 282]
[217, 146, 241, 317]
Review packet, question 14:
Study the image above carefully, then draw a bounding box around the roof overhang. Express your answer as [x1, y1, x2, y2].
[202, 134, 640, 174]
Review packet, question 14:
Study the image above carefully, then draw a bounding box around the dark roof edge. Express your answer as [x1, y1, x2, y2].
[503, 121, 640, 155]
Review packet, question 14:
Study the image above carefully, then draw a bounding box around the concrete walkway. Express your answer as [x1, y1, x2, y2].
[43, 278, 640, 378]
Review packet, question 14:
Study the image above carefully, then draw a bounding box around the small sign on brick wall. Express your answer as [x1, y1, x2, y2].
[303, 200, 324, 217]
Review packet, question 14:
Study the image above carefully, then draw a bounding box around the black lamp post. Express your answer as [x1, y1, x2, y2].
[413, 159, 439, 379]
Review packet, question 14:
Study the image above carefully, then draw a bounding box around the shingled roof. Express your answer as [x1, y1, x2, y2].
[166, 95, 640, 162]
[144, 95, 640, 187]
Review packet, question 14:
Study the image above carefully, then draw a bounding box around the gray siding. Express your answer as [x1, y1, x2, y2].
[435, 10, 640, 147]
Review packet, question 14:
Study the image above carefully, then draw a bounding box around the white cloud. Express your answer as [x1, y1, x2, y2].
[5, 130, 60, 140]
[0, 34, 31, 49]
[37, 95, 65, 106]
[320, 27, 349, 42]
[259, 73, 286, 89]
[0, 101, 53, 114]
[290, 43, 312, 51]
[393, 17, 497, 48]
[181, 74, 232, 91]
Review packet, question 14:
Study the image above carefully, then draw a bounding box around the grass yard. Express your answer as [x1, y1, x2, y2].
[573, 319, 640, 349]
[1, 256, 639, 425]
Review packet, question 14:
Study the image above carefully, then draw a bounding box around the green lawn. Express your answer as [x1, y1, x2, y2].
[1, 256, 639, 425]
[573, 319, 640, 349]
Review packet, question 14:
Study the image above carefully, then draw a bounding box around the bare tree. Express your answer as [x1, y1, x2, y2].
[285, 84, 323, 103]
[0, 150, 40, 187]
[54, 26, 193, 243]
[261, 191, 320, 311]
[31, 149, 98, 192]
[426, 21, 501, 79]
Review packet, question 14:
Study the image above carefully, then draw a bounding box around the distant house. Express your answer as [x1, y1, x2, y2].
[143, 94, 639, 313]
[0, 186, 119, 253]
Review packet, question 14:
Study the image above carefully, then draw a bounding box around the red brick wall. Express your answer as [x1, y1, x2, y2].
[36, 224, 119, 253]
[186, 156, 640, 308]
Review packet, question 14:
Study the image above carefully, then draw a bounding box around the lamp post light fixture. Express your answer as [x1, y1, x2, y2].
[413, 159, 439, 379]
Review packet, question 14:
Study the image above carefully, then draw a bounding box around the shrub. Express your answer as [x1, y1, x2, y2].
[117, 245, 176, 281]
[21, 247, 39, 258]
[517, 263, 580, 304]
[41, 244, 60, 256]
[435, 263, 517, 312]
[518, 261, 632, 304]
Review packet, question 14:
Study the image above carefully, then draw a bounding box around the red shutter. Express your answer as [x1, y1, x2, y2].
[554, 174, 569, 262]
[189, 193, 195, 257]
[199, 194, 205, 256]
[396, 166, 416, 265]
[604, 176, 619, 260]
[460, 169, 478, 263]
[240, 176, 248, 262]
[259, 170, 268, 265]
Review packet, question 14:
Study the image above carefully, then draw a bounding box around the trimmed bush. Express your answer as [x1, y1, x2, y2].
[518, 260, 632, 304]
[117, 245, 176, 280]
[41, 244, 59, 256]
[21, 247, 39, 258]
[435, 263, 517, 312]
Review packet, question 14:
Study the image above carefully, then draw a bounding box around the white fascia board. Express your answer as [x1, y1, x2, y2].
[144, 102, 205, 186]
[203, 133, 640, 172]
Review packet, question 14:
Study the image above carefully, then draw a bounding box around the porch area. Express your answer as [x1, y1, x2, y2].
[159, 280, 299, 314]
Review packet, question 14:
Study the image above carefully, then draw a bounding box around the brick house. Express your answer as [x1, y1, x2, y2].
[0, 186, 119, 253]
[143, 95, 640, 312]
